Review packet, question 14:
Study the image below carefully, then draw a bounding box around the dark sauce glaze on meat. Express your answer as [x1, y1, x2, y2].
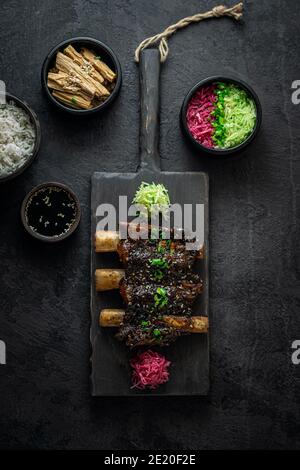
[118, 238, 198, 270]
[115, 226, 203, 347]
[119, 281, 202, 315]
[116, 323, 182, 348]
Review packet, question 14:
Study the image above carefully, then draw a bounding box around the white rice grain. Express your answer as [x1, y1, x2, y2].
[0, 101, 36, 177]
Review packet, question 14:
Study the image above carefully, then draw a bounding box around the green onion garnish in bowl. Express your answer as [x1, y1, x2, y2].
[181, 76, 262, 158]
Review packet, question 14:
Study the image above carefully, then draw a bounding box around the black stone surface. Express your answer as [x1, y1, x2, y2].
[0, 0, 300, 450]
[91, 169, 209, 396]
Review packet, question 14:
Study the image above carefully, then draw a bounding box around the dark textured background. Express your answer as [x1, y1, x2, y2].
[0, 0, 300, 450]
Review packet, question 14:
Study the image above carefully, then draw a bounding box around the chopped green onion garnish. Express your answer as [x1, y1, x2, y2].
[153, 329, 161, 338]
[154, 287, 168, 308]
[150, 258, 169, 269]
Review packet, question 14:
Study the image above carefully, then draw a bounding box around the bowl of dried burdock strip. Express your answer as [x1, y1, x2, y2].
[41, 37, 122, 115]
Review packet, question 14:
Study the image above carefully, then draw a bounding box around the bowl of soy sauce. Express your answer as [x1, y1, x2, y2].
[21, 182, 81, 242]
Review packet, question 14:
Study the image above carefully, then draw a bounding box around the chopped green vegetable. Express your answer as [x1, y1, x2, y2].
[150, 257, 169, 282]
[153, 270, 164, 282]
[150, 258, 169, 269]
[212, 83, 257, 148]
[154, 287, 168, 309]
[157, 239, 173, 254]
[132, 182, 170, 217]
[157, 242, 166, 254]
[153, 328, 162, 338]
[157, 287, 166, 295]
[71, 96, 77, 105]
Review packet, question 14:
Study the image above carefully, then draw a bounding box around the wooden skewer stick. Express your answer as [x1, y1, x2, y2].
[99, 309, 208, 333]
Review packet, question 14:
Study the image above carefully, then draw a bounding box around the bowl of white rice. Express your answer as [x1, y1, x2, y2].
[0, 93, 41, 183]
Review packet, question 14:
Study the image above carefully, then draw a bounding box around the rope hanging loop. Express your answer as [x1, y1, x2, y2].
[135, 2, 243, 63]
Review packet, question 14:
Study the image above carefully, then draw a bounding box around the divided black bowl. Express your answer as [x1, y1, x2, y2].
[180, 76, 262, 158]
[41, 37, 122, 115]
[0, 93, 41, 183]
[21, 182, 81, 242]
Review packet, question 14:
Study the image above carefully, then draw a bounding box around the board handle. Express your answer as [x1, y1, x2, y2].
[138, 49, 161, 172]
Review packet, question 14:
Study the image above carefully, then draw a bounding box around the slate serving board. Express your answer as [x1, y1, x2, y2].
[90, 49, 209, 396]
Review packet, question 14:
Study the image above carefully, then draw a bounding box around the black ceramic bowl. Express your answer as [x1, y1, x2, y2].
[41, 37, 122, 115]
[180, 76, 262, 158]
[0, 93, 41, 183]
[21, 182, 81, 242]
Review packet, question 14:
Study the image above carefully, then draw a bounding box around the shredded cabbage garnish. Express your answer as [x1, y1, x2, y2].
[130, 350, 171, 390]
[132, 182, 170, 216]
[212, 83, 257, 148]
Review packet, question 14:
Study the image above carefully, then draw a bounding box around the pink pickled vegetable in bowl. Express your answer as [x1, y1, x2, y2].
[180, 76, 262, 157]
